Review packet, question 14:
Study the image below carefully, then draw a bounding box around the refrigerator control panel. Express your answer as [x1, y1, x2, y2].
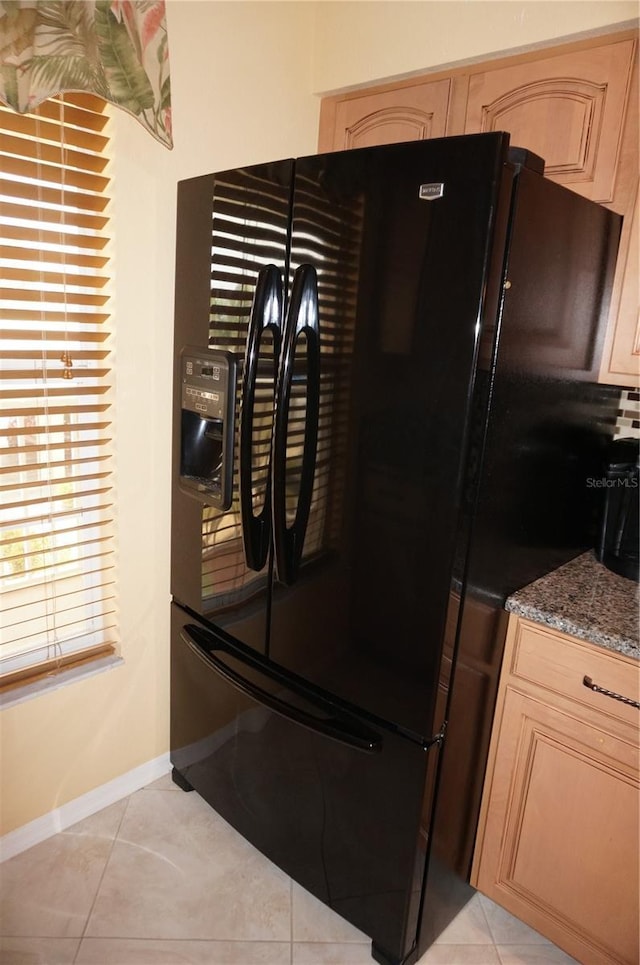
[179, 346, 237, 510]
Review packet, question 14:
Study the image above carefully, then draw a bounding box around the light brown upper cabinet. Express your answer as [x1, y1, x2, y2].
[318, 32, 639, 387]
[317, 77, 466, 153]
[464, 39, 639, 386]
[463, 40, 635, 204]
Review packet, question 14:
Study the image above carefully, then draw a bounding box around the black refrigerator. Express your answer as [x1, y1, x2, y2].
[170, 133, 620, 965]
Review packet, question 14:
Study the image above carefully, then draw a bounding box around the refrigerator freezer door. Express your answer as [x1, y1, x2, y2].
[170, 603, 441, 965]
[180, 619, 383, 752]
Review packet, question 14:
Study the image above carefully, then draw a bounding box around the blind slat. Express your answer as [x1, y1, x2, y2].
[1, 288, 110, 307]
[5, 605, 118, 649]
[0, 176, 109, 213]
[1, 402, 109, 417]
[0, 514, 113, 548]
[0, 108, 109, 153]
[1, 199, 109, 232]
[2, 131, 109, 175]
[1, 328, 109, 343]
[0, 469, 111, 492]
[3, 535, 115, 574]
[5, 592, 118, 640]
[0, 366, 111, 380]
[3, 566, 116, 609]
[1, 267, 109, 289]
[0, 221, 109, 250]
[0, 152, 109, 194]
[0, 309, 109, 324]
[0, 98, 109, 132]
[0, 244, 109, 269]
[0, 385, 110, 401]
[2, 482, 113, 513]
[1, 500, 113, 530]
[2, 416, 110, 437]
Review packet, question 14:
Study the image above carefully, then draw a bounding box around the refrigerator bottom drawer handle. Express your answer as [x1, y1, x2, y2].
[181, 626, 383, 754]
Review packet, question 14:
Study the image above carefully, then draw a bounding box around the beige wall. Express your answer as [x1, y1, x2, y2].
[0, 0, 319, 837]
[311, 1, 638, 93]
[1, 0, 635, 836]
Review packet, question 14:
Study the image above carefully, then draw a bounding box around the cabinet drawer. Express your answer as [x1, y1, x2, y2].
[510, 619, 639, 730]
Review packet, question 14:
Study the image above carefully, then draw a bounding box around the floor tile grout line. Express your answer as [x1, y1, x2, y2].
[71, 789, 134, 964]
[474, 892, 498, 947]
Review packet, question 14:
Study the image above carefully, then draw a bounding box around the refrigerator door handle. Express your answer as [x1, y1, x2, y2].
[181, 623, 382, 753]
[240, 265, 283, 571]
[272, 264, 320, 585]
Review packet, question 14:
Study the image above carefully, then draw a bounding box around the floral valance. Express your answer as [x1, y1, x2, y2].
[0, 0, 172, 148]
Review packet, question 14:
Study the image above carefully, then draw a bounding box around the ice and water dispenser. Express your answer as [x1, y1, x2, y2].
[179, 347, 237, 510]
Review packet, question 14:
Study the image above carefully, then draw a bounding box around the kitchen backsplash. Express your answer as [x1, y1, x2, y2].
[614, 388, 640, 439]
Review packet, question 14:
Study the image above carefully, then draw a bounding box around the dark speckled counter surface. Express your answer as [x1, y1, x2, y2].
[506, 551, 639, 659]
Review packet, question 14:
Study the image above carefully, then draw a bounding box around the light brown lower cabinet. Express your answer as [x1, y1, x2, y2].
[472, 615, 640, 965]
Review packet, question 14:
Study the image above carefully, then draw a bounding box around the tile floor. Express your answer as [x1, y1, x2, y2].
[0, 774, 580, 965]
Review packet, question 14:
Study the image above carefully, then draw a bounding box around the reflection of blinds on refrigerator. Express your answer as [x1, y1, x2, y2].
[289, 174, 363, 561]
[201, 165, 364, 604]
[203, 169, 290, 606]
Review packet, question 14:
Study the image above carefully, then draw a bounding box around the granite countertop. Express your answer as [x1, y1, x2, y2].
[506, 551, 639, 659]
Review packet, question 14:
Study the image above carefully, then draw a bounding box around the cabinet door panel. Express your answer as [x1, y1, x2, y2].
[465, 41, 635, 203]
[321, 79, 452, 153]
[477, 688, 640, 965]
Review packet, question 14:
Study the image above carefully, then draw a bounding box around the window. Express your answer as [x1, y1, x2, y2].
[0, 94, 117, 690]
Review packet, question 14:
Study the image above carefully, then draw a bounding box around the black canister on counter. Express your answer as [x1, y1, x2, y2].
[597, 437, 639, 582]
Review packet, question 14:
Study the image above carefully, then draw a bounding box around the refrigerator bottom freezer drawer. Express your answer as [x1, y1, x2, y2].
[170, 607, 437, 965]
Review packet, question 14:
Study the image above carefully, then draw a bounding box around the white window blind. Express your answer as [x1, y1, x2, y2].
[0, 93, 117, 690]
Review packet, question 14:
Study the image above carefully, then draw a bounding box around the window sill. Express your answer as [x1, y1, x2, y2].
[0, 654, 124, 710]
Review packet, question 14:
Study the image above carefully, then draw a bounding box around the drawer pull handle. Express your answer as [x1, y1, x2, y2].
[582, 676, 640, 710]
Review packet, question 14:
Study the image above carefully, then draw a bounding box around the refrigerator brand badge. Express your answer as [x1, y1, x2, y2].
[419, 183, 444, 200]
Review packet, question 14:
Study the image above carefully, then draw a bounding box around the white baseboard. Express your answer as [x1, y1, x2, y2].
[0, 753, 171, 863]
